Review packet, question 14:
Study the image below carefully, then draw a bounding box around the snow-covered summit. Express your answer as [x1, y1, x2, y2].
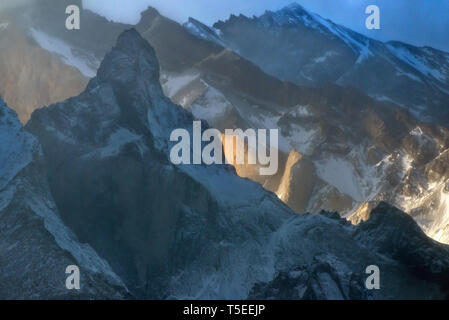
[264, 2, 320, 27]
[184, 17, 224, 47]
[212, 3, 449, 121]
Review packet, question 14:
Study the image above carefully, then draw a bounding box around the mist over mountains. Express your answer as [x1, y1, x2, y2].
[1, 1, 449, 299]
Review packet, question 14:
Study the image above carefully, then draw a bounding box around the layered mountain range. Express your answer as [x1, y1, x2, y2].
[209, 3, 449, 122]
[1, 1, 449, 298]
[2, 2, 449, 243]
[3, 27, 449, 299]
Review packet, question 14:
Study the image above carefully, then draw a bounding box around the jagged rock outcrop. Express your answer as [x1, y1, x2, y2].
[354, 202, 449, 294]
[250, 202, 449, 300]
[349, 124, 449, 243]
[249, 256, 368, 300]
[0, 97, 127, 299]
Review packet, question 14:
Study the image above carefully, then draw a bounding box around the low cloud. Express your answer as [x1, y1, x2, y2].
[0, 0, 36, 12]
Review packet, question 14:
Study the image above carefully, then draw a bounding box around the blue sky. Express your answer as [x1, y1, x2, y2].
[83, 0, 449, 51]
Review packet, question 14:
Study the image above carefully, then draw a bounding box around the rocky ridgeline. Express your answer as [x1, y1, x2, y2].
[3, 30, 446, 299]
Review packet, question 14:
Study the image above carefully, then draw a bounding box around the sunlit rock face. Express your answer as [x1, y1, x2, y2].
[348, 202, 376, 225]
[23, 29, 449, 299]
[276, 150, 316, 213]
[220, 132, 286, 193]
[0, 16, 88, 123]
[349, 125, 449, 244]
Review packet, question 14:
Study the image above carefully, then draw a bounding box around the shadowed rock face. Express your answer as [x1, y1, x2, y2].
[251, 202, 449, 300]
[0, 98, 127, 299]
[249, 258, 368, 300]
[355, 202, 449, 293]
[26, 29, 291, 297]
[26, 29, 210, 296]
[24, 29, 449, 299]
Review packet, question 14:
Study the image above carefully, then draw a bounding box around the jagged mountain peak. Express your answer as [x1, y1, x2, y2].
[282, 2, 306, 10]
[270, 2, 310, 18]
[139, 6, 162, 22]
[256, 2, 330, 29]
[115, 28, 154, 53]
[217, 2, 316, 28]
[360, 201, 425, 234]
[29, 28, 192, 154]
[266, 4, 370, 51]
[214, 2, 371, 58]
[96, 28, 160, 85]
[184, 17, 224, 46]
